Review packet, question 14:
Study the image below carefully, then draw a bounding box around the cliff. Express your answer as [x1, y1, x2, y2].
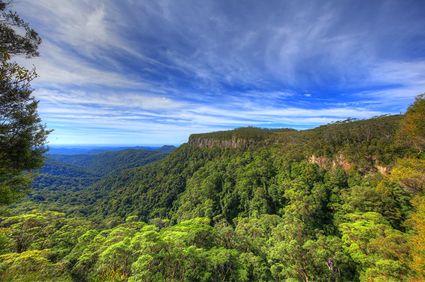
[188, 127, 296, 149]
[188, 136, 248, 149]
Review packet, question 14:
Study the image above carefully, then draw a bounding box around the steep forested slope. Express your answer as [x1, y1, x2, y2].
[26, 148, 173, 211]
[85, 115, 404, 220]
[48, 147, 172, 176]
[1, 95, 424, 281]
[33, 160, 99, 194]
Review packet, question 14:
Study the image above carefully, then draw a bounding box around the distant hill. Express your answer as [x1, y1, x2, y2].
[29, 147, 174, 205]
[4, 97, 424, 282]
[48, 147, 173, 176]
[78, 114, 407, 220]
[47, 145, 177, 155]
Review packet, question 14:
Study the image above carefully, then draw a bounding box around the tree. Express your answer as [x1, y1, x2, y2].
[397, 94, 425, 155]
[339, 212, 409, 281]
[406, 195, 425, 280]
[389, 158, 425, 194]
[0, 0, 50, 205]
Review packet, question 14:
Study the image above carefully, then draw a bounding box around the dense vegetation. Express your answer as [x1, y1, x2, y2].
[81, 114, 403, 220]
[1, 2, 424, 281]
[48, 147, 171, 176]
[0, 95, 424, 281]
[13, 148, 173, 215]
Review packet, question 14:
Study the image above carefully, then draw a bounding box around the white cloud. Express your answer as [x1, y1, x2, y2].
[11, 0, 425, 144]
[35, 86, 387, 144]
[35, 88, 185, 111]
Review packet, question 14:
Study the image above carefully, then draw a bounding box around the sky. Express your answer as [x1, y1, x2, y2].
[12, 0, 425, 145]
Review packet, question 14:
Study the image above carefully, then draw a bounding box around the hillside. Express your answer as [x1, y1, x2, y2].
[48, 147, 173, 176]
[82, 115, 404, 220]
[1, 96, 424, 281]
[26, 147, 173, 211]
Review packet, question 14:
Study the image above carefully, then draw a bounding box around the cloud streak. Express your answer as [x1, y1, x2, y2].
[12, 0, 425, 144]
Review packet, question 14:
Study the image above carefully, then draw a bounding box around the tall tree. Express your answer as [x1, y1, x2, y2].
[397, 94, 425, 155]
[0, 0, 49, 205]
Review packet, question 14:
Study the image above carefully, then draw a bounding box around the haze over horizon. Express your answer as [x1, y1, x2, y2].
[14, 0, 425, 145]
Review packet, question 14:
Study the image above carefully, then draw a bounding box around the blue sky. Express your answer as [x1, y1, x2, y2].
[14, 0, 425, 145]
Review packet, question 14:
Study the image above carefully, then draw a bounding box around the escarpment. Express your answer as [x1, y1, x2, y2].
[309, 153, 390, 174]
[189, 136, 248, 149]
[188, 127, 281, 149]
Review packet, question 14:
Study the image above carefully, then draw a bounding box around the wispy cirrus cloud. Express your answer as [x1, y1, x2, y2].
[35, 86, 385, 144]
[12, 0, 425, 144]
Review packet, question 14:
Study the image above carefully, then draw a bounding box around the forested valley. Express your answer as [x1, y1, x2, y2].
[1, 95, 424, 281]
[1, 0, 425, 281]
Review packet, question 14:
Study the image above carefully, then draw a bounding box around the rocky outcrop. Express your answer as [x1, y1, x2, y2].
[309, 154, 352, 171]
[376, 165, 390, 175]
[308, 155, 331, 168]
[333, 153, 352, 171]
[309, 153, 392, 175]
[189, 137, 248, 149]
[188, 127, 275, 149]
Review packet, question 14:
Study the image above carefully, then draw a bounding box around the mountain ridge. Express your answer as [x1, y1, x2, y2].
[75, 114, 406, 221]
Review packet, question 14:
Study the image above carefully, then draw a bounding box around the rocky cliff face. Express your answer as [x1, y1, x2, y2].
[188, 136, 248, 149]
[308, 155, 331, 168]
[376, 165, 390, 175]
[333, 153, 352, 171]
[308, 154, 352, 171]
[187, 127, 276, 149]
[309, 153, 391, 174]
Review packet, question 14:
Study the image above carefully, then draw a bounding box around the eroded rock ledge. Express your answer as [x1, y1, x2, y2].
[188, 136, 248, 149]
[309, 154, 390, 174]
